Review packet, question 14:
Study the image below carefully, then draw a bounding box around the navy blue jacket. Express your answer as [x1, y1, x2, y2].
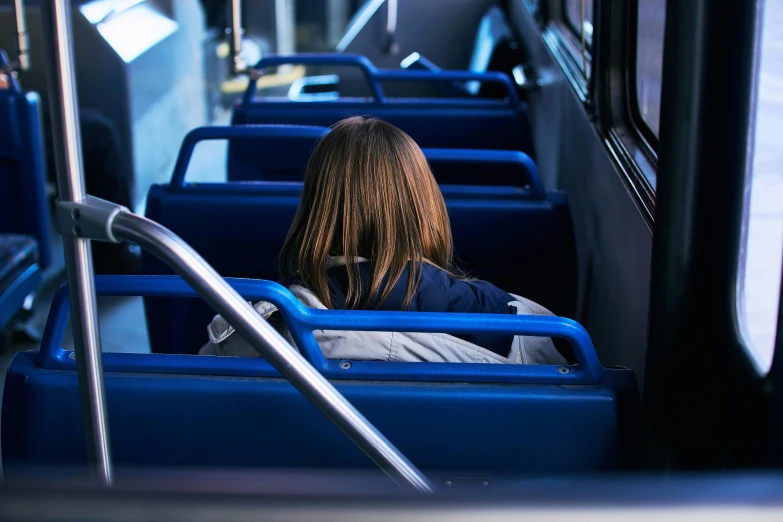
[282, 262, 516, 357]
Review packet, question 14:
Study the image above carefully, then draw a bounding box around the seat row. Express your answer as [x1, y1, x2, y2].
[2, 53, 639, 479]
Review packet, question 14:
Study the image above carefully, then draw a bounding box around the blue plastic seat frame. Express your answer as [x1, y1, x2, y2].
[182, 124, 545, 194]
[2, 275, 639, 475]
[43, 275, 601, 382]
[232, 54, 534, 153]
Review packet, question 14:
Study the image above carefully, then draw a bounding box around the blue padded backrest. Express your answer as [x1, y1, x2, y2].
[215, 125, 329, 183]
[400, 8, 515, 96]
[233, 103, 532, 153]
[141, 183, 576, 355]
[1, 276, 639, 476]
[180, 125, 544, 193]
[0, 69, 51, 269]
[466, 6, 514, 94]
[232, 54, 533, 154]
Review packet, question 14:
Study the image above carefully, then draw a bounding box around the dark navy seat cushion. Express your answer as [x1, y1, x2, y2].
[0, 235, 38, 295]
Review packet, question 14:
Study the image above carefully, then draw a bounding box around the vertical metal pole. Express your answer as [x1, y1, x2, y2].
[227, 0, 245, 75]
[385, 0, 398, 55]
[327, 0, 349, 49]
[41, 0, 112, 484]
[275, 0, 296, 55]
[11, 0, 30, 70]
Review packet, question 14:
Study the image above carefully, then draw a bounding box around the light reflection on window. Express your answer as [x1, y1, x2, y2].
[737, 0, 783, 375]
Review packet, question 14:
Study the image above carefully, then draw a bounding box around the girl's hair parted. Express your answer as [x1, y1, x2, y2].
[279, 116, 457, 309]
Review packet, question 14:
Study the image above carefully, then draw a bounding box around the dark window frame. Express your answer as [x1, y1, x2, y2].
[594, 0, 658, 225]
[542, 0, 593, 100]
[562, 0, 595, 49]
[534, 0, 658, 224]
[627, 0, 663, 154]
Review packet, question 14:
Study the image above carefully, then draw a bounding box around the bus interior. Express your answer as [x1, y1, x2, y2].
[0, 0, 781, 517]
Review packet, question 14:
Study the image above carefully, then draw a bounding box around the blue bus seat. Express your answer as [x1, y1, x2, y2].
[0, 50, 51, 270]
[232, 54, 534, 154]
[1, 276, 639, 475]
[0, 234, 41, 329]
[401, 6, 517, 98]
[182, 125, 545, 192]
[467, 7, 515, 88]
[209, 125, 330, 182]
[397, 53, 472, 98]
[141, 182, 576, 355]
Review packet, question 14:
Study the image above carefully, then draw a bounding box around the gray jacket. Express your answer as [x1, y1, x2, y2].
[200, 283, 566, 365]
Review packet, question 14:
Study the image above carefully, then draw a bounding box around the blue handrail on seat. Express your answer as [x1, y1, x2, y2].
[170, 124, 329, 187]
[38, 275, 602, 385]
[233, 54, 533, 153]
[173, 124, 545, 197]
[244, 53, 521, 106]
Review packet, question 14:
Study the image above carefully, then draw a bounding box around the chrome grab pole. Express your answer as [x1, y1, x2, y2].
[41, 0, 113, 484]
[275, 0, 296, 56]
[327, 0, 349, 48]
[385, 0, 398, 55]
[11, 0, 30, 70]
[227, 0, 245, 75]
[109, 212, 434, 494]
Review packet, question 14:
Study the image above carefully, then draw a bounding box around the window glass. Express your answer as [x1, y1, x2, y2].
[564, 0, 593, 41]
[635, 0, 667, 137]
[738, 0, 783, 375]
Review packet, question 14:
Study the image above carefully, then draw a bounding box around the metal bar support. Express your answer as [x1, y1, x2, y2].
[11, 0, 30, 71]
[41, 0, 112, 483]
[275, 0, 296, 56]
[55, 197, 434, 494]
[385, 0, 398, 55]
[327, 0, 349, 48]
[227, 0, 246, 75]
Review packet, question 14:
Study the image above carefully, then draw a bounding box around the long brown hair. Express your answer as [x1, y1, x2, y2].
[279, 116, 455, 309]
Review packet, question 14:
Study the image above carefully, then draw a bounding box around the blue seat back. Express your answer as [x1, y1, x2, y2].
[231, 54, 533, 153]
[0, 54, 51, 269]
[400, 6, 516, 97]
[2, 276, 639, 475]
[183, 125, 544, 192]
[141, 181, 576, 355]
[211, 125, 329, 182]
[466, 6, 515, 93]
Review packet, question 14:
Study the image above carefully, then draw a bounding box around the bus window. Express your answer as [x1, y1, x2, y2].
[564, 0, 594, 47]
[635, 0, 666, 139]
[737, 0, 783, 375]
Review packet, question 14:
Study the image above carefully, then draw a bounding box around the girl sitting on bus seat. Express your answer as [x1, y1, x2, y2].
[200, 116, 566, 365]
